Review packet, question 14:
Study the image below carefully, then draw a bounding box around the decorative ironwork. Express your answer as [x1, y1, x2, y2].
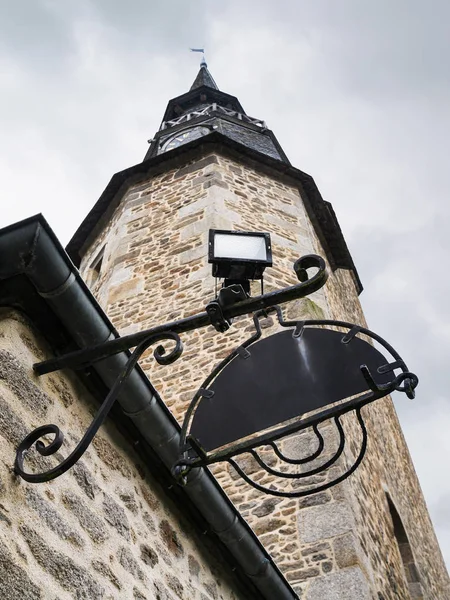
[15, 254, 328, 483]
[15, 332, 183, 483]
[14, 251, 418, 493]
[172, 307, 418, 497]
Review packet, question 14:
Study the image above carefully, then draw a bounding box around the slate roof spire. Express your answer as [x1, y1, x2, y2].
[190, 60, 219, 91]
[144, 61, 290, 164]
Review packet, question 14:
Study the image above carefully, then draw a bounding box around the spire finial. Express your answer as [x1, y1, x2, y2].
[189, 49, 218, 91]
[190, 47, 207, 68]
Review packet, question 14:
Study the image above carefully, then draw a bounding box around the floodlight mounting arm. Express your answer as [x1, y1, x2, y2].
[15, 254, 328, 483]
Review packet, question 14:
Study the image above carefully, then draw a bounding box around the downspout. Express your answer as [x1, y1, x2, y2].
[0, 215, 297, 600]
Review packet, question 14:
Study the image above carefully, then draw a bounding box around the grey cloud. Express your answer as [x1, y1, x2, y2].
[0, 1, 74, 70]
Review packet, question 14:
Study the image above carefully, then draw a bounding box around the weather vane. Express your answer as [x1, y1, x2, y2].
[190, 47, 207, 67]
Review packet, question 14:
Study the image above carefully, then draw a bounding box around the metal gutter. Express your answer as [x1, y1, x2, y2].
[0, 214, 298, 600]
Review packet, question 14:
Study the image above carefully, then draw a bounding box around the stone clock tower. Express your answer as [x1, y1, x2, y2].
[67, 63, 449, 600]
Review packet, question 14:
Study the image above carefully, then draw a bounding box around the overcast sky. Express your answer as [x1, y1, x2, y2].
[1, 0, 449, 569]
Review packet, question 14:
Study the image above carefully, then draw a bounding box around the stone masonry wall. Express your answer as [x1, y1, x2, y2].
[0, 308, 244, 600]
[323, 268, 450, 600]
[79, 150, 449, 600]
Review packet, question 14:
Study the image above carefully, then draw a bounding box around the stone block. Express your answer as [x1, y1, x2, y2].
[20, 525, 104, 599]
[159, 519, 184, 558]
[25, 488, 84, 547]
[0, 506, 11, 526]
[179, 218, 209, 242]
[72, 461, 99, 499]
[153, 579, 172, 600]
[179, 243, 206, 265]
[166, 573, 184, 597]
[333, 533, 360, 569]
[271, 231, 303, 251]
[253, 498, 277, 518]
[107, 277, 144, 304]
[133, 587, 148, 599]
[322, 561, 333, 573]
[0, 350, 51, 418]
[103, 494, 130, 539]
[47, 375, 74, 407]
[0, 545, 42, 599]
[116, 487, 139, 514]
[140, 544, 159, 568]
[408, 581, 424, 599]
[282, 425, 338, 468]
[62, 490, 108, 543]
[140, 485, 159, 510]
[284, 298, 325, 321]
[91, 559, 122, 589]
[286, 566, 320, 583]
[298, 491, 332, 509]
[306, 566, 371, 600]
[253, 517, 285, 536]
[118, 546, 145, 581]
[93, 436, 133, 478]
[0, 392, 29, 445]
[188, 554, 200, 578]
[298, 502, 356, 543]
[203, 178, 228, 190]
[174, 155, 219, 179]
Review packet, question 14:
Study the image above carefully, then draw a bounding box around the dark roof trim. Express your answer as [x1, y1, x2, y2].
[0, 214, 298, 600]
[67, 133, 362, 294]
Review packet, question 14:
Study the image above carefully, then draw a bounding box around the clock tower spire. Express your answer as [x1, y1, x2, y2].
[144, 64, 289, 162]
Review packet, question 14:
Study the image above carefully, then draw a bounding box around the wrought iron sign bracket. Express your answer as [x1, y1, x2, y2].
[13, 253, 418, 497]
[15, 254, 329, 483]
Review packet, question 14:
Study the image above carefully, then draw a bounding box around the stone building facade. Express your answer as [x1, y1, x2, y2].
[0, 309, 244, 599]
[67, 64, 449, 600]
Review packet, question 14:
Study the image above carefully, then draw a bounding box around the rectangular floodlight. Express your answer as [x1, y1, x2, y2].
[208, 229, 272, 280]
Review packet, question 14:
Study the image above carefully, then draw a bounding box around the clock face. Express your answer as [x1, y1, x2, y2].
[162, 126, 210, 152]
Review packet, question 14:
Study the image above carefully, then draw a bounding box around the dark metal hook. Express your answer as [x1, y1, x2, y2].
[361, 365, 418, 400]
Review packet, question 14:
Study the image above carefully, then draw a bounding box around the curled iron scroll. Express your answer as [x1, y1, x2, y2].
[173, 307, 418, 497]
[228, 410, 368, 498]
[15, 332, 183, 483]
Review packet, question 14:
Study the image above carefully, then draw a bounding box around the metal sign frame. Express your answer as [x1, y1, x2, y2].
[173, 306, 417, 497]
